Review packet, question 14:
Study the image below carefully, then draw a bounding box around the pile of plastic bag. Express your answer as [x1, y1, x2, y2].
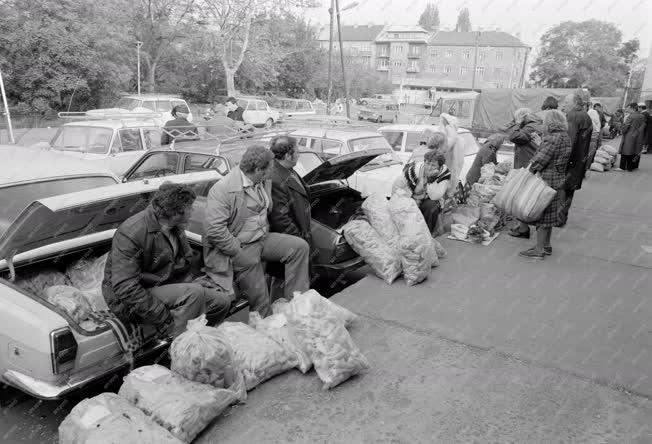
[66, 253, 110, 311]
[271, 289, 358, 328]
[16, 268, 71, 298]
[249, 311, 312, 373]
[44, 286, 94, 324]
[215, 322, 298, 391]
[59, 392, 182, 444]
[118, 365, 240, 443]
[169, 315, 247, 399]
[590, 145, 618, 172]
[342, 219, 402, 284]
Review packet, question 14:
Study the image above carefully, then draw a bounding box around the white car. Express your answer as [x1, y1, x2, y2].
[46, 119, 162, 176]
[235, 97, 280, 128]
[85, 94, 193, 127]
[377, 124, 514, 185]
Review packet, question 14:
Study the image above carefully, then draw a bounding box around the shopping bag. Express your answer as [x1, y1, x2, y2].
[492, 168, 555, 223]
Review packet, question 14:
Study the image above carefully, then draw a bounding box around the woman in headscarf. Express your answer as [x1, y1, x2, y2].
[465, 133, 506, 187]
[502, 107, 543, 239]
[518, 110, 572, 260]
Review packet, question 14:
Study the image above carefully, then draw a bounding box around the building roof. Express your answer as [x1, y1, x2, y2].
[375, 25, 430, 43]
[428, 31, 528, 48]
[317, 24, 385, 42]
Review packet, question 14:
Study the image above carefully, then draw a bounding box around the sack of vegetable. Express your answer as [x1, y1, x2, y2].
[342, 219, 402, 284]
[59, 392, 182, 444]
[45, 285, 93, 324]
[119, 365, 240, 443]
[249, 311, 312, 373]
[361, 193, 400, 252]
[215, 322, 297, 391]
[170, 315, 246, 400]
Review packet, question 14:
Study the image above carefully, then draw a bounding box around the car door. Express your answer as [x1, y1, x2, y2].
[239, 99, 255, 125]
[123, 152, 180, 181]
[107, 128, 149, 175]
[182, 153, 230, 177]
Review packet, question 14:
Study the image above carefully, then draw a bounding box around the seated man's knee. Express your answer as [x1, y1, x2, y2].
[286, 236, 310, 260]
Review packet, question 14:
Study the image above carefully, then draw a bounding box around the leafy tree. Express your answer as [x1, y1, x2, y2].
[418, 3, 440, 32]
[455, 8, 471, 32]
[530, 20, 638, 96]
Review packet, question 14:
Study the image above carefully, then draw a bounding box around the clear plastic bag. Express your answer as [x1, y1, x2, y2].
[361, 193, 400, 251]
[286, 314, 369, 390]
[342, 219, 402, 284]
[249, 312, 312, 373]
[170, 315, 247, 399]
[479, 163, 496, 183]
[119, 365, 240, 443]
[431, 238, 447, 259]
[271, 289, 358, 328]
[215, 322, 297, 391]
[45, 285, 93, 323]
[16, 269, 71, 298]
[59, 392, 182, 444]
[66, 253, 108, 293]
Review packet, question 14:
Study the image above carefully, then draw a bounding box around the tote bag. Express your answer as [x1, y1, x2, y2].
[492, 168, 556, 223]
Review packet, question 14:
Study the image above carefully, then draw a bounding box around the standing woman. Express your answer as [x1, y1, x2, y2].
[502, 107, 543, 238]
[519, 110, 572, 260]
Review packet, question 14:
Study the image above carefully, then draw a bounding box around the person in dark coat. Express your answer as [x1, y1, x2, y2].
[619, 103, 646, 171]
[465, 133, 506, 187]
[160, 105, 198, 145]
[559, 92, 593, 226]
[644, 101, 652, 153]
[501, 108, 543, 238]
[519, 110, 572, 260]
[225, 96, 245, 122]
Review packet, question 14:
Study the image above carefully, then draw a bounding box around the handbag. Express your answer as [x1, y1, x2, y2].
[492, 168, 556, 223]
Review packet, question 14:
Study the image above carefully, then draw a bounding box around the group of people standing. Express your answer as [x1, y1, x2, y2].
[102, 136, 314, 343]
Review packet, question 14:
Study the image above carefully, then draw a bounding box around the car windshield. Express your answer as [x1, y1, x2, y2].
[348, 137, 400, 165]
[366, 103, 382, 109]
[0, 176, 118, 237]
[115, 98, 141, 110]
[50, 126, 114, 154]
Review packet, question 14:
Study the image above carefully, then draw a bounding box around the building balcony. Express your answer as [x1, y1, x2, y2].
[377, 53, 390, 58]
[376, 66, 389, 71]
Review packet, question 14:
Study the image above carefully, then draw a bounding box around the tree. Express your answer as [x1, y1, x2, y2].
[455, 8, 471, 32]
[418, 3, 440, 32]
[529, 20, 638, 96]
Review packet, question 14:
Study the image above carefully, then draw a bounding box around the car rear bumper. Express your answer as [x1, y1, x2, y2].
[315, 255, 366, 278]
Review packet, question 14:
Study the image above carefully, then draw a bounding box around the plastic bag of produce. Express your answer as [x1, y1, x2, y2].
[170, 315, 246, 399]
[590, 162, 605, 172]
[451, 224, 469, 240]
[495, 160, 513, 175]
[450, 205, 481, 226]
[45, 285, 93, 323]
[67, 253, 108, 292]
[249, 312, 312, 373]
[286, 314, 369, 390]
[215, 322, 297, 391]
[272, 289, 358, 328]
[601, 145, 617, 156]
[361, 193, 400, 251]
[16, 269, 71, 298]
[479, 163, 496, 183]
[431, 238, 447, 259]
[343, 219, 402, 284]
[492, 168, 556, 223]
[59, 392, 182, 444]
[119, 365, 239, 443]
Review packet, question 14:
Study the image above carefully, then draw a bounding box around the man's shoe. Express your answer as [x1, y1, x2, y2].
[509, 227, 530, 239]
[543, 246, 552, 256]
[519, 248, 545, 260]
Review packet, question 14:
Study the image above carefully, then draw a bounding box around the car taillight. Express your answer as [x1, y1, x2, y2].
[50, 328, 78, 374]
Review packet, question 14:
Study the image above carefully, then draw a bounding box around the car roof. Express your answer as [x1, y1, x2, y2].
[0, 145, 120, 186]
[377, 124, 471, 134]
[62, 119, 159, 129]
[122, 94, 184, 100]
[289, 128, 386, 141]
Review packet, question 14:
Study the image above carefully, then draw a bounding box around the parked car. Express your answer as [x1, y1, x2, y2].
[44, 119, 162, 176]
[0, 145, 121, 236]
[235, 97, 280, 128]
[357, 102, 400, 123]
[358, 94, 394, 106]
[377, 124, 515, 184]
[287, 128, 404, 197]
[85, 94, 193, 127]
[268, 98, 316, 118]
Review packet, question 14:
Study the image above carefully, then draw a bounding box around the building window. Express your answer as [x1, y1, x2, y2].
[496, 50, 503, 61]
[393, 45, 404, 54]
[459, 66, 469, 76]
[394, 33, 400, 38]
[378, 59, 388, 68]
[516, 51, 522, 61]
[494, 67, 503, 77]
[445, 49, 453, 58]
[476, 67, 485, 78]
[428, 64, 437, 73]
[463, 49, 471, 60]
[430, 49, 439, 58]
[408, 60, 418, 71]
[479, 50, 486, 61]
[393, 61, 403, 68]
[444, 65, 452, 74]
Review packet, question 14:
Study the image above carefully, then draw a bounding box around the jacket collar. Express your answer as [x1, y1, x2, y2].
[145, 205, 163, 233]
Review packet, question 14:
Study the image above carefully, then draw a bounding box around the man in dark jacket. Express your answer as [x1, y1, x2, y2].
[619, 103, 646, 171]
[559, 92, 593, 226]
[160, 105, 198, 145]
[102, 183, 232, 338]
[225, 97, 245, 122]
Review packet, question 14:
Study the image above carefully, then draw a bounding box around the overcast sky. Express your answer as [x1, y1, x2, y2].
[303, 0, 651, 61]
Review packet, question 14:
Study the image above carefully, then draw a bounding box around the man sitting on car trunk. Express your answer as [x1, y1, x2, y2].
[102, 183, 233, 339]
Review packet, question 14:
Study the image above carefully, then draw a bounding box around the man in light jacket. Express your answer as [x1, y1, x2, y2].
[202, 145, 310, 317]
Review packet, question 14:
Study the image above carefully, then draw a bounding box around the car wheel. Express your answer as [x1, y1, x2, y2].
[264, 118, 274, 128]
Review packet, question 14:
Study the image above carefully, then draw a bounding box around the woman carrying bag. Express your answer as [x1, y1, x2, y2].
[519, 109, 572, 260]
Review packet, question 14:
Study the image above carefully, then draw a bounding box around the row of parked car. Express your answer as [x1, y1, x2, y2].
[0, 112, 514, 401]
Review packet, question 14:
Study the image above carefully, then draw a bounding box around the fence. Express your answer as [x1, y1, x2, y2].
[0, 110, 63, 146]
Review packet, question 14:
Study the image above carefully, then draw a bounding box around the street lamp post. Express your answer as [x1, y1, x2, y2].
[0, 67, 15, 144]
[327, 0, 335, 115]
[137, 41, 143, 96]
[471, 31, 481, 91]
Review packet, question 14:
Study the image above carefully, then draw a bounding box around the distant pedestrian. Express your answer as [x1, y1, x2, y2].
[586, 102, 602, 169]
[619, 103, 646, 171]
[643, 100, 652, 154]
[559, 91, 593, 226]
[161, 105, 198, 145]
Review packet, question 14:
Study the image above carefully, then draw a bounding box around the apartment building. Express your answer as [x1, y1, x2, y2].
[317, 24, 385, 67]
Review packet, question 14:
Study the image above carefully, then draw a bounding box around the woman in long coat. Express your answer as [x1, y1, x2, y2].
[619, 103, 646, 171]
[519, 110, 572, 260]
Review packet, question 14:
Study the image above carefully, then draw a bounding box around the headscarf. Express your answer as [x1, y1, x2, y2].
[514, 107, 531, 123]
[543, 109, 568, 132]
[486, 133, 506, 149]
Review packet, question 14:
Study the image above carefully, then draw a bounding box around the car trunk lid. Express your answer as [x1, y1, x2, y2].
[301, 148, 391, 185]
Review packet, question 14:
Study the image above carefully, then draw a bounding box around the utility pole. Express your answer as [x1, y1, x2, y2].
[326, 0, 335, 115]
[623, 68, 633, 108]
[471, 31, 480, 91]
[137, 41, 143, 97]
[335, 0, 350, 119]
[519, 46, 531, 88]
[0, 68, 15, 144]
